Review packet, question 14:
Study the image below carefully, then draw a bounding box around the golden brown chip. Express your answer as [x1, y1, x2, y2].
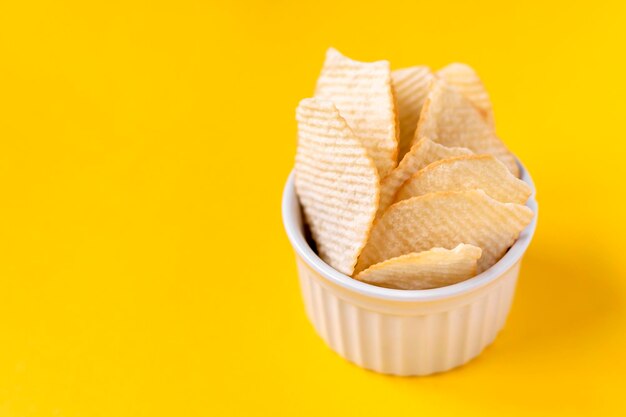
[395, 154, 531, 204]
[391, 66, 433, 161]
[437, 63, 494, 127]
[376, 138, 472, 219]
[355, 244, 482, 290]
[315, 48, 397, 177]
[414, 78, 519, 177]
[295, 98, 380, 276]
[355, 190, 533, 274]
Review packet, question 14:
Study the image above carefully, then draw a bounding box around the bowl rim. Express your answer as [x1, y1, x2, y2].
[282, 159, 538, 302]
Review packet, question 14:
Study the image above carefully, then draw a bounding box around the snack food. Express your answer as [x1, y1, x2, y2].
[376, 137, 472, 219]
[414, 78, 519, 177]
[354, 190, 533, 274]
[394, 154, 531, 204]
[391, 66, 433, 161]
[293, 49, 535, 290]
[294, 98, 379, 276]
[437, 63, 494, 127]
[355, 244, 482, 290]
[315, 48, 397, 178]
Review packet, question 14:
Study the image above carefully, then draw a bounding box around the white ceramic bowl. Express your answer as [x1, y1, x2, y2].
[282, 161, 538, 376]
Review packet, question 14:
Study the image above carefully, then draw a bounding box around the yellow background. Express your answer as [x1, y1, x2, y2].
[0, 1, 624, 416]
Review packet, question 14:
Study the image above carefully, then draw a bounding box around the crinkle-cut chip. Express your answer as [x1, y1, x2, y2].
[414, 78, 519, 177]
[355, 244, 482, 290]
[437, 63, 494, 127]
[395, 154, 532, 205]
[295, 98, 380, 276]
[391, 66, 433, 161]
[315, 48, 397, 178]
[376, 138, 472, 219]
[355, 190, 533, 274]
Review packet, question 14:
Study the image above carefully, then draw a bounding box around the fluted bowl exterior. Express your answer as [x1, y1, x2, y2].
[282, 161, 537, 376]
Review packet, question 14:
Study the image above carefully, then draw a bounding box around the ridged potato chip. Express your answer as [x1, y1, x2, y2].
[414, 78, 519, 177]
[437, 63, 494, 127]
[315, 48, 397, 177]
[376, 138, 471, 219]
[295, 98, 380, 276]
[391, 66, 433, 161]
[355, 244, 482, 290]
[355, 190, 533, 274]
[395, 154, 531, 204]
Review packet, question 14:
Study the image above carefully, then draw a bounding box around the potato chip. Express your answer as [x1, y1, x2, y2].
[295, 98, 380, 276]
[437, 63, 494, 127]
[315, 48, 397, 177]
[355, 190, 533, 274]
[395, 154, 531, 204]
[391, 66, 433, 161]
[376, 138, 471, 219]
[414, 78, 519, 177]
[355, 244, 482, 290]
